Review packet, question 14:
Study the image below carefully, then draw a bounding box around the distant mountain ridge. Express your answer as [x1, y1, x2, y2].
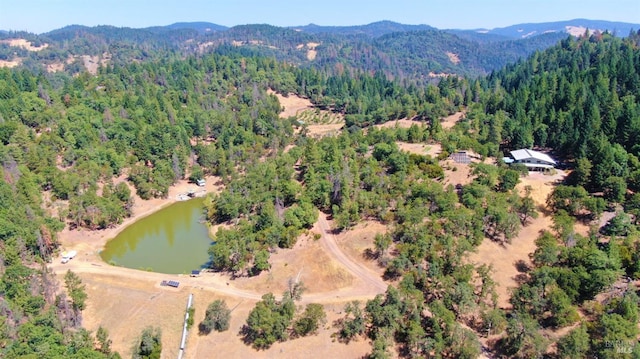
[0, 19, 637, 79]
[3, 18, 637, 38]
[290, 20, 436, 37]
[463, 18, 640, 39]
[161, 22, 228, 34]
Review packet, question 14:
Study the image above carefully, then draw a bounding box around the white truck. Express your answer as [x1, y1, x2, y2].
[61, 250, 77, 263]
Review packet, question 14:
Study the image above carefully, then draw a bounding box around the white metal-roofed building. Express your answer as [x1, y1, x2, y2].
[509, 149, 556, 170]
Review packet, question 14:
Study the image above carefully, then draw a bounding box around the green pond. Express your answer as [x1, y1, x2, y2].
[100, 198, 212, 274]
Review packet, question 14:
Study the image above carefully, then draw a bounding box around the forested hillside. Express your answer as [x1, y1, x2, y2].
[1, 22, 568, 78]
[443, 31, 640, 358]
[471, 31, 640, 197]
[0, 24, 639, 358]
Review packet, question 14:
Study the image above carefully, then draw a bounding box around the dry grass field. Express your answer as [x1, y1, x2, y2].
[467, 170, 566, 308]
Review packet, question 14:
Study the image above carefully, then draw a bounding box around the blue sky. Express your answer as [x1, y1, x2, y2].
[1, 0, 639, 34]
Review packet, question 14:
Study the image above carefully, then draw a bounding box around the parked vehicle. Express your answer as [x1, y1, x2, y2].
[61, 250, 77, 263]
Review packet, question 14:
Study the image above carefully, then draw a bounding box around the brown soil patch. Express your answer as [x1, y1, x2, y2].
[446, 51, 460, 64]
[565, 26, 596, 37]
[198, 41, 215, 52]
[1, 38, 48, 51]
[232, 233, 355, 294]
[306, 42, 320, 61]
[268, 90, 344, 137]
[441, 110, 466, 129]
[188, 300, 371, 359]
[268, 90, 314, 118]
[374, 118, 426, 129]
[335, 220, 387, 277]
[518, 170, 565, 204]
[81, 55, 100, 75]
[468, 170, 566, 308]
[575, 207, 617, 237]
[46, 62, 65, 72]
[73, 271, 187, 358]
[396, 142, 442, 157]
[305, 123, 344, 137]
[441, 160, 474, 187]
[469, 215, 552, 309]
[76, 273, 371, 359]
[0, 59, 21, 68]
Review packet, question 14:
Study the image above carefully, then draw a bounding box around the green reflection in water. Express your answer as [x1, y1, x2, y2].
[100, 198, 212, 274]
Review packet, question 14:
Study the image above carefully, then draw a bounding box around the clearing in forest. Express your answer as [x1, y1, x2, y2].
[0, 38, 49, 51]
[269, 90, 345, 137]
[468, 170, 566, 308]
[396, 142, 442, 157]
[0, 59, 20, 68]
[269, 89, 314, 118]
[441, 110, 466, 129]
[374, 118, 426, 129]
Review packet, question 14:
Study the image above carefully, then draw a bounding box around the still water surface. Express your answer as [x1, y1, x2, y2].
[100, 198, 212, 274]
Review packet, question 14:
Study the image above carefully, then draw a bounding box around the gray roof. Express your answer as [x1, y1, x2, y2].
[449, 151, 471, 164]
[510, 149, 556, 165]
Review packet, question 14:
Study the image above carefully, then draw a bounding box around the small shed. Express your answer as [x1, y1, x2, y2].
[196, 179, 206, 187]
[449, 151, 471, 164]
[190, 270, 201, 277]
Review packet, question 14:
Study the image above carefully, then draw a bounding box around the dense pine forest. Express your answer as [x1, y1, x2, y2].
[0, 23, 639, 358]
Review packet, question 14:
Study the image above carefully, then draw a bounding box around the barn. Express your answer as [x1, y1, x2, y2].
[506, 149, 556, 170]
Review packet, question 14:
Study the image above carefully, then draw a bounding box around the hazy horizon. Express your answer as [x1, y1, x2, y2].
[1, 0, 639, 34]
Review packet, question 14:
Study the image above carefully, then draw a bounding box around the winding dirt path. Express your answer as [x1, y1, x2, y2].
[316, 213, 387, 293]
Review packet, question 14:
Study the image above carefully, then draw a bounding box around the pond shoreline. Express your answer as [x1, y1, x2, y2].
[100, 197, 213, 274]
[55, 176, 223, 266]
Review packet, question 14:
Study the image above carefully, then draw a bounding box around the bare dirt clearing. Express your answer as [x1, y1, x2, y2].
[1, 38, 49, 51]
[305, 123, 344, 137]
[468, 170, 566, 308]
[374, 118, 426, 129]
[440, 152, 488, 188]
[270, 90, 345, 137]
[187, 297, 371, 359]
[81, 55, 110, 75]
[441, 110, 466, 129]
[0, 59, 20, 68]
[232, 231, 356, 295]
[46, 62, 65, 72]
[396, 142, 442, 157]
[306, 42, 320, 60]
[269, 90, 314, 118]
[334, 220, 388, 278]
[446, 52, 461, 64]
[566, 26, 599, 37]
[71, 263, 373, 359]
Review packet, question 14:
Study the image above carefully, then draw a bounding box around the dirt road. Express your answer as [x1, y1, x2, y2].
[50, 212, 388, 303]
[316, 213, 387, 293]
